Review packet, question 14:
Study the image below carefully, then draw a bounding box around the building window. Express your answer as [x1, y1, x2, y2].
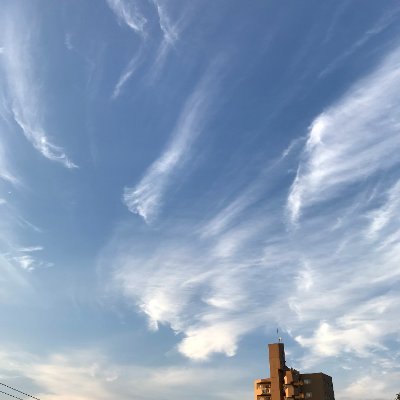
[304, 379, 312, 385]
[305, 393, 312, 398]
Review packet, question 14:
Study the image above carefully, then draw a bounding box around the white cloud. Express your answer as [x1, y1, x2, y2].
[111, 243, 202, 332]
[108, 0, 185, 85]
[288, 46, 400, 222]
[0, 138, 20, 186]
[111, 162, 400, 365]
[320, 7, 400, 77]
[64, 33, 73, 51]
[152, 0, 178, 45]
[178, 322, 241, 361]
[200, 191, 258, 238]
[10, 245, 47, 271]
[146, 0, 189, 83]
[123, 67, 220, 222]
[98, 42, 400, 374]
[341, 372, 400, 400]
[19, 246, 44, 252]
[0, 347, 248, 400]
[199, 160, 290, 238]
[0, 189, 48, 277]
[200, 141, 302, 238]
[0, 7, 77, 169]
[0, 350, 121, 400]
[111, 49, 143, 100]
[367, 179, 400, 237]
[0, 253, 31, 302]
[101, 210, 283, 360]
[295, 264, 314, 292]
[296, 320, 382, 358]
[13, 254, 35, 271]
[106, 0, 147, 36]
[211, 225, 259, 259]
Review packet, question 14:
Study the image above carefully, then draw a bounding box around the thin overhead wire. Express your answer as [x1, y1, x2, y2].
[0, 390, 25, 400]
[0, 383, 41, 400]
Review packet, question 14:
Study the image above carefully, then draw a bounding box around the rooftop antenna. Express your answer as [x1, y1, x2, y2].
[277, 328, 282, 343]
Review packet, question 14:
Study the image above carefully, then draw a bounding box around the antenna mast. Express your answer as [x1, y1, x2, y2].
[277, 328, 282, 343]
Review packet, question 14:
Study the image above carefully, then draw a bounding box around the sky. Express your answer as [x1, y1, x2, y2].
[0, 0, 400, 399]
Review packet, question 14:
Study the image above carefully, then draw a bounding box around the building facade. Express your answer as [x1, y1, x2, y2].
[254, 343, 335, 400]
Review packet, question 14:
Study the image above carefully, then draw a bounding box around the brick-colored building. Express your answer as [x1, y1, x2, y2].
[254, 343, 335, 400]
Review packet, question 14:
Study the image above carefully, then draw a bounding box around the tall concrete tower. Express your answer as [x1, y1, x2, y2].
[254, 343, 335, 400]
[268, 343, 286, 400]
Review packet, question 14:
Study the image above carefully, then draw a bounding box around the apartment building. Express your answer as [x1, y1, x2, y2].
[254, 343, 335, 400]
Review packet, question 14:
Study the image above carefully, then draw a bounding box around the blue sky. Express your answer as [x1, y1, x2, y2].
[1, 1, 400, 399]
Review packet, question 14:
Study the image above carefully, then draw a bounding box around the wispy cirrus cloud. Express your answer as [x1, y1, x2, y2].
[123, 65, 221, 222]
[320, 6, 400, 77]
[287, 45, 400, 223]
[0, 207, 48, 274]
[0, 7, 77, 169]
[109, 0, 185, 94]
[19, 245, 44, 252]
[0, 138, 20, 186]
[200, 140, 302, 238]
[367, 179, 400, 238]
[106, 0, 147, 36]
[152, 0, 179, 45]
[107, 0, 147, 97]
[0, 347, 249, 400]
[111, 48, 143, 100]
[102, 201, 286, 360]
[0, 200, 37, 300]
[147, 0, 186, 82]
[64, 33, 74, 51]
[295, 296, 397, 357]
[342, 372, 400, 400]
[0, 160, 48, 279]
[101, 44, 400, 374]
[11, 246, 49, 272]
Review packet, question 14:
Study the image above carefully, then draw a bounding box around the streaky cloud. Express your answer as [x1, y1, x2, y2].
[152, 0, 179, 45]
[0, 8, 77, 169]
[64, 32, 73, 51]
[106, 0, 147, 36]
[0, 137, 20, 186]
[367, 179, 400, 237]
[13, 254, 36, 271]
[320, 6, 400, 77]
[343, 372, 400, 400]
[13, 116, 77, 169]
[0, 347, 248, 400]
[111, 48, 143, 100]
[107, 117, 400, 365]
[200, 138, 303, 238]
[19, 245, 44, 252]
[123, 64, 221, 222]
[107, 182, 400, 363]
[104, 233, 268, 360]
[288, 46, 400, 223]
[96, 7, 400, 377]
[146, 0, 188, 83]
[0, 201, 48, 273]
